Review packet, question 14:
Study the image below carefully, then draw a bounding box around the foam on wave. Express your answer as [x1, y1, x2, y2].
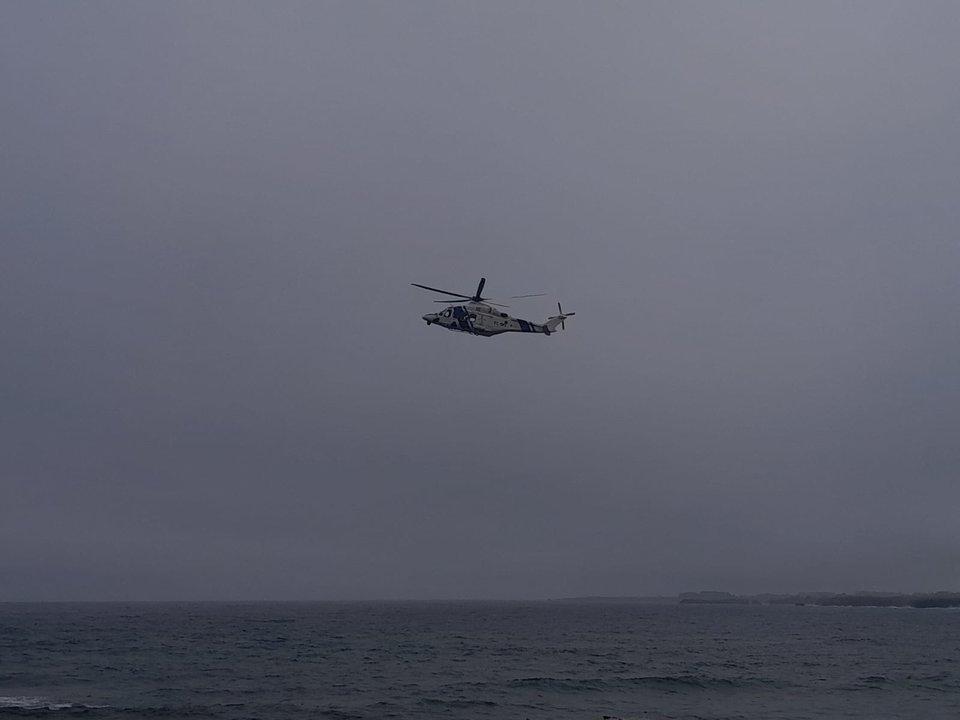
[0, 697, 73, 711]
[0, 696, 109, 712]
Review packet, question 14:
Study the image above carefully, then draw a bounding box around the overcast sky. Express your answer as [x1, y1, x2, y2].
[2, 1, 959, 601]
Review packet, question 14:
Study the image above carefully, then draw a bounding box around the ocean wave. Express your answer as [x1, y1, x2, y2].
[849, 673, 960, 693]
[315, 709, 364, 719]
[506, 674, 778, 693]
[0, 700, 257, 719]
[418, 697, 499, 708]
[0, 697, 95, 712]
[0, 697, 112, 715]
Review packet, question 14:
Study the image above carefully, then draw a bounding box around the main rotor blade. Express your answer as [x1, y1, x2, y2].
[433, 299, 510, 307]
[411, 283, 472, 299]
[474, 277, 486, 299]
[434, 299, 510, 308]
[509, 293, 546, 299]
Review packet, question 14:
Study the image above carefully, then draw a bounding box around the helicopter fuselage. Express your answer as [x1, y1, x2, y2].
[413, 277, 573, 337]
[422, 302, 551, 337]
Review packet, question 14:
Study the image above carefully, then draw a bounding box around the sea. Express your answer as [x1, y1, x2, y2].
[1, 602, 958, 720]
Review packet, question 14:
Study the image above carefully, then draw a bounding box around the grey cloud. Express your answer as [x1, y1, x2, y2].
[2, 1, 959, 600]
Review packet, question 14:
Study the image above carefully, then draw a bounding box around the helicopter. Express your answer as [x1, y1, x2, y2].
[412, 277, 574, 337]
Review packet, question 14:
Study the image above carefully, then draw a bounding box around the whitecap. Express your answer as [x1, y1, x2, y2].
[0, 696, 104, 711]
[0, 696, 63, 710]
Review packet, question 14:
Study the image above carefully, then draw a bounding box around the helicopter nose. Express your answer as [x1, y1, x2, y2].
[423, 313, 438, 325]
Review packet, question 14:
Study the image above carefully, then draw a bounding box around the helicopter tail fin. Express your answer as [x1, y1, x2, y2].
[544, 302, 575, 333]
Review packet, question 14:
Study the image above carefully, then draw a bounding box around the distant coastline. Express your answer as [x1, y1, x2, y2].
[554, 590, 960, 608]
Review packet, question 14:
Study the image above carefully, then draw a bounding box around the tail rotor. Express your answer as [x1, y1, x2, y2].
[557, 302, 574, 330]
[544, 302, 575, 333]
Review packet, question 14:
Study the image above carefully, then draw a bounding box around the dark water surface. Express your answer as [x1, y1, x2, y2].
[1, 602, 958, 719]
